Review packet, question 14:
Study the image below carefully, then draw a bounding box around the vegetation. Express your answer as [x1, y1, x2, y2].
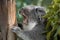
[43, 0, 60, 40]
[16, 0, 60, 40]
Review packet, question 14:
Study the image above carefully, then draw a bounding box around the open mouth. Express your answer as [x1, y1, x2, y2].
[22, 13, 28, 25]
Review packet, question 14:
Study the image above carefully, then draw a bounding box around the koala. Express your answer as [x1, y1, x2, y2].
[11, 5, 46, 40]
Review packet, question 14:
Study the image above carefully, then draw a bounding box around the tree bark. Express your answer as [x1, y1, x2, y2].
[0, 0, 8, 40]
[0, 0, 17, 40]
[7, 0, 17, 40]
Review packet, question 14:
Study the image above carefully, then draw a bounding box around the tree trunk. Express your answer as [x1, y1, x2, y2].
[0, 0, 17, 40]
[7, 0, 17, 40]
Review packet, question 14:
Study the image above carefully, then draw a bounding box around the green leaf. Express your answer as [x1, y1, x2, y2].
[16, 13, 24, 23]
[57, 26, 60, 35]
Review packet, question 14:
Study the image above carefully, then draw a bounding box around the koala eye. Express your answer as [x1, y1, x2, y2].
[36, 8, 45, 13]
[39, 10, 44, 12]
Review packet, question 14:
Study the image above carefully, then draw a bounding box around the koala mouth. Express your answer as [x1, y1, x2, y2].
[22, 14, 28, 25]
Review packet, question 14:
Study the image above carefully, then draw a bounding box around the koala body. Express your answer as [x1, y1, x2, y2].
[12, 5, 46, 40]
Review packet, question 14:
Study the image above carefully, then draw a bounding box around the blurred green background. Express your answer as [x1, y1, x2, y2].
[16, 0, 60, 40]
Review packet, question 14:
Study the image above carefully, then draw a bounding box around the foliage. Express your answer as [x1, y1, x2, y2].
[41, 0, 52, 7]
[16, 13, 24, 23]
[43, 0, 60, 40]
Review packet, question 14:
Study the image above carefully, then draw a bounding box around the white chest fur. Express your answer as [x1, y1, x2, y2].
[23, 22, 37, 31]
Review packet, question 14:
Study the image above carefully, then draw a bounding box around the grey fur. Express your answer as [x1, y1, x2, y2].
[11, 5, 46, 40]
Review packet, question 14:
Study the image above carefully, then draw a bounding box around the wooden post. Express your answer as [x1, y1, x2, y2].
[0, 0, 17, 40]
[7, 0, 17, 40]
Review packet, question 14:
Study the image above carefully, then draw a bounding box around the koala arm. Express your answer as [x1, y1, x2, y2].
[12, 25, 46, 40]
[17, 29, 34, 40]
[11, 26, 32, 40]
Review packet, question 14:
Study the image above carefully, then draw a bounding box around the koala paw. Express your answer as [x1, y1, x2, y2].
[11, 26, 22, 34]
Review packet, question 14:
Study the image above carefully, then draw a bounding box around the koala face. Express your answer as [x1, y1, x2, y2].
[19, 5, 45, 31]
